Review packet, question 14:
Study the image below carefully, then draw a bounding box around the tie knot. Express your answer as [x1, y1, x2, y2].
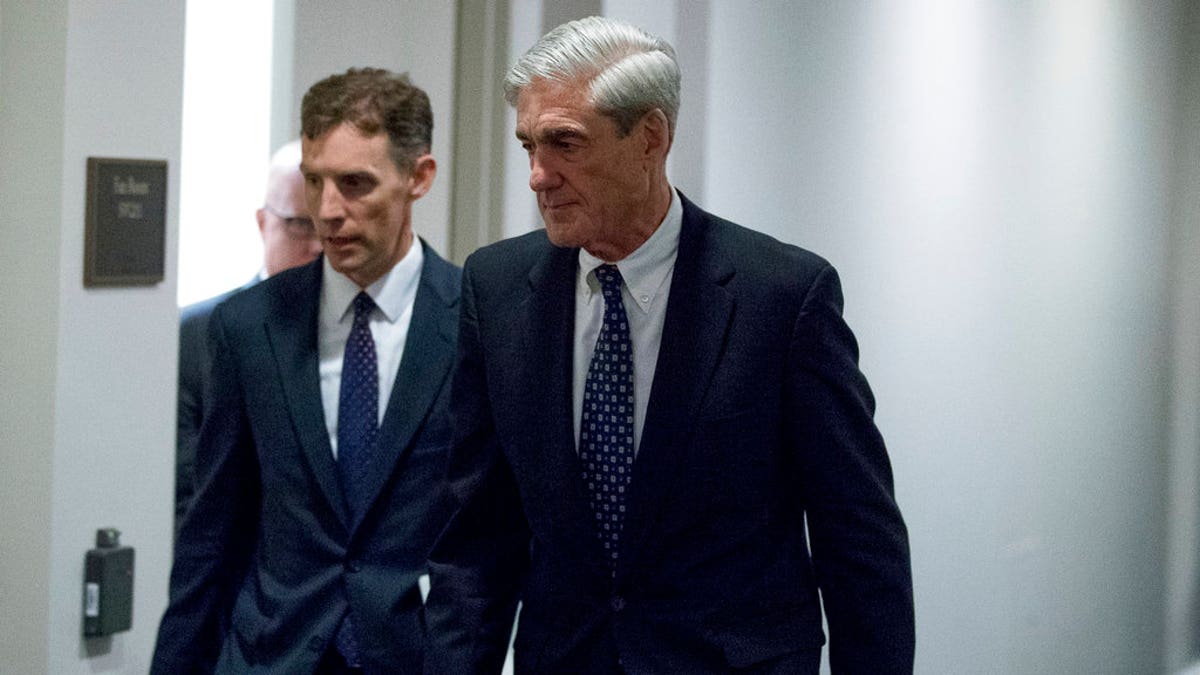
[594, 264, 623, 301]
[352, 292, 375, 321]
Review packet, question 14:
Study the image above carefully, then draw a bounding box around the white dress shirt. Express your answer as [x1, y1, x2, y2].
[318, 241, 424, 458]
[573, 190, 683, 454]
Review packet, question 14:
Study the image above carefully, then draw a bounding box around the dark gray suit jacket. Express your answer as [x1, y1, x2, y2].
[176, 278, 257, 534]
[154, 242, 460, 674]
[425, 195, 914, 674]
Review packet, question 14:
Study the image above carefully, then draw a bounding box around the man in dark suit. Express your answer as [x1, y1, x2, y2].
[154, 68, 460, 674]
[175, 140, 321, 534]
[425, 16, 914, 674]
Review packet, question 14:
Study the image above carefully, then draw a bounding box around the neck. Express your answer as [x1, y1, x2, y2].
[587, 179, 673, 262]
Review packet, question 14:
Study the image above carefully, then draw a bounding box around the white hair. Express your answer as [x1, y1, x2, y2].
[263, 140, 302, 205]
[504, 16, 680, 138]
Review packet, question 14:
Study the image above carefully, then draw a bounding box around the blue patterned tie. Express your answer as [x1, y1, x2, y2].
[579, 264, 635, 572]
[334, 291, 377, 667]
[338, 292, 379, 511]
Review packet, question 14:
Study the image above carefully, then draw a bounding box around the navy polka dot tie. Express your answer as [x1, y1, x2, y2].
[579, 264, 635, 572]
[337, 291, 379, 512]
[334, 291, 377, 667]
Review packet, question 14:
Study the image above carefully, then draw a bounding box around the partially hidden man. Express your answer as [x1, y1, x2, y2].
[153, 68, 460, 674]
[175, 140, 322, 536]
[424, 17, 915, 675]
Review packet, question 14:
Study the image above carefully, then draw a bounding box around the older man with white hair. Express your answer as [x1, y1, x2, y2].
[425, 16, 915, 675]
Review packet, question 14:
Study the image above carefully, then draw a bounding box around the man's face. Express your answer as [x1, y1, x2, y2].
[257, 169, 322, 276]
[515, 78, 654, 260]
[301, 123, 434, 288]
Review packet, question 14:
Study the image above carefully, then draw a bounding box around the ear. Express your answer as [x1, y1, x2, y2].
[638, 108, 672, 164]
[407, 154, 437, 199]
[255, 208, 268, 239]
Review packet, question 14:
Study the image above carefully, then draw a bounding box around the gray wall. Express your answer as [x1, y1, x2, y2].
[0, 0, 183, 672]
[1165, 0, 1200, 667]
[696, 2, 1175, 672]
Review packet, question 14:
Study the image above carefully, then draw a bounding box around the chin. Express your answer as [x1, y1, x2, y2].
[327, 255, 360, 278]
[543, 221, 582, 249]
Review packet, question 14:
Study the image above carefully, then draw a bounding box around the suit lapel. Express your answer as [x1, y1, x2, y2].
[617, 197, 736, 581]
[350, 244, 459, 533]
[264, 259, 350, 526]
[510, 244, 606, 566]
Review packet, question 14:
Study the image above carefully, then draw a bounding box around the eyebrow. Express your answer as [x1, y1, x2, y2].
[516, 126, 588, 145]
[300, 165, 376, 181]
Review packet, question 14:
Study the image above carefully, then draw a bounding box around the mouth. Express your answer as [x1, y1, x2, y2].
[325, 235, 359, 249]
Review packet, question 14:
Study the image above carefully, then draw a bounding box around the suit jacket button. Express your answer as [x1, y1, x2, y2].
[610, 596, 626, 612]
[307, 636, 324, 652]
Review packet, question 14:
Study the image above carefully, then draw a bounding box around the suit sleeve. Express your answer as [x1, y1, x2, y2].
[175, 314, 205, 532]
[424, 261, 529, 675]
[787, 264, 915, 674]
[152, 304, 260, 675]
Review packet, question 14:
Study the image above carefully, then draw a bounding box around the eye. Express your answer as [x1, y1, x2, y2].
[338, 173, 375, 196]
[547, 132, 584, 154]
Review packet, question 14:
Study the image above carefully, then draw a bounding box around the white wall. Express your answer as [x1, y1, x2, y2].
[697, 2, 1176, 673]
[175, 0, 274, 306]
[0, 1, 183, 673]
[0, 3, 68, 671]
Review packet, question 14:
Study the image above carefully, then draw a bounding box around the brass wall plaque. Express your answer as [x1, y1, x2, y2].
[84, 157, 168, 286]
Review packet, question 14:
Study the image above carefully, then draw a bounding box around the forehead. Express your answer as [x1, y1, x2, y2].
[301, 122, 392, 172]
[514, 78, 608, 137]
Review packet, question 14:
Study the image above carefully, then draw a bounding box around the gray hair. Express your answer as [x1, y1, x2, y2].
[503, 16, 680, 138]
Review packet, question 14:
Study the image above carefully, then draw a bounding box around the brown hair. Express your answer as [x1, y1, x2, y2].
[300, 67, 433, 172]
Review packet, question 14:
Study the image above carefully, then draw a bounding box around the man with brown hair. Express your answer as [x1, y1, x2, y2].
[153, 68, 460, 675]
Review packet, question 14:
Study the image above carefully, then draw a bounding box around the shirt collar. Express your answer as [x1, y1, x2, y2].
[578, 189, 682, 313]
[322, 239, 424, 324]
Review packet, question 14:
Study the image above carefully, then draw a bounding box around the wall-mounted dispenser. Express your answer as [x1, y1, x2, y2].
[83, 528, 134, 637]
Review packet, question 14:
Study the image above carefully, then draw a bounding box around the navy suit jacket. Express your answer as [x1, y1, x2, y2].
[425, 195, 914, 674]
[153, 242, 461, 674]
[176, 277, 257, 534]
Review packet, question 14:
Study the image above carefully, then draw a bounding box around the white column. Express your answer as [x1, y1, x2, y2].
[0, 1, 185, 672]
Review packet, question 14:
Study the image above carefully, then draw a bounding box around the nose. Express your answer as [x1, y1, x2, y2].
[312, 179, 345, 225]
[528, 149, 561, 193]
